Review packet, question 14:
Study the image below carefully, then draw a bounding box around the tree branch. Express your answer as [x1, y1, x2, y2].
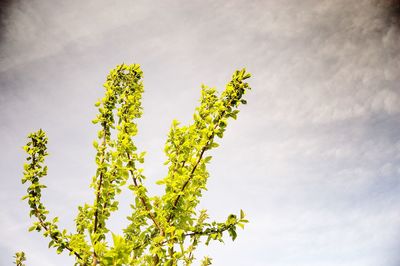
[33, 208, 83, 260]
[127, 153, 164, 235]
[167, 110, 226, 224]
[92, 129, 107, 233]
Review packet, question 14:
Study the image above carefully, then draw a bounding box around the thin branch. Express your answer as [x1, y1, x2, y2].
[134, 223, 235, 251]
[127, 153, 164, 235]
[92, 124, 107, 234]
[167, 110, 226, 223]
[28, 146, 84, 261]
[92, 124, 108, 265]
[33, 209, 83, 260]
[170, 144, 208, 214]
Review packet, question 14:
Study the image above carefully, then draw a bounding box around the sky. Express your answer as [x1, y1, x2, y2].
[1, 0, 400, 265]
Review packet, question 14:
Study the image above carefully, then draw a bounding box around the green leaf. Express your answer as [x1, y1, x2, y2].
[155, 179, 165, 185]
[204, 156, 212, 163]
[28, 225, 36, 232]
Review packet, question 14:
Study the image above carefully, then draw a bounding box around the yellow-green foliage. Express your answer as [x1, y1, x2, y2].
[13, 251, 26, 266]
[19, 64, 251, 265]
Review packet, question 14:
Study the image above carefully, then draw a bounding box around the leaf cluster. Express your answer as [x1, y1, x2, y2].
[14, 251, 26, 266]
[19, 64, 251, 265]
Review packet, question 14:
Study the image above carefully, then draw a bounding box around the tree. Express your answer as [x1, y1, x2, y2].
[17, 64, 251, 265]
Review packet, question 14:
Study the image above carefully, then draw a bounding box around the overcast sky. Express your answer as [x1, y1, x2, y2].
[1, 1, 400, 265]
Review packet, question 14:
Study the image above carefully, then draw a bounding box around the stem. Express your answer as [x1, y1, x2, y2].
[34, 208, 83, 260]
[167, 110, 226, 223]
[127, 153, 164, 235]
[30, 151, 84, 262]
[92, 123, 108, 264]
[170, 145, 207, 214]
[93, 124, 108, 234]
